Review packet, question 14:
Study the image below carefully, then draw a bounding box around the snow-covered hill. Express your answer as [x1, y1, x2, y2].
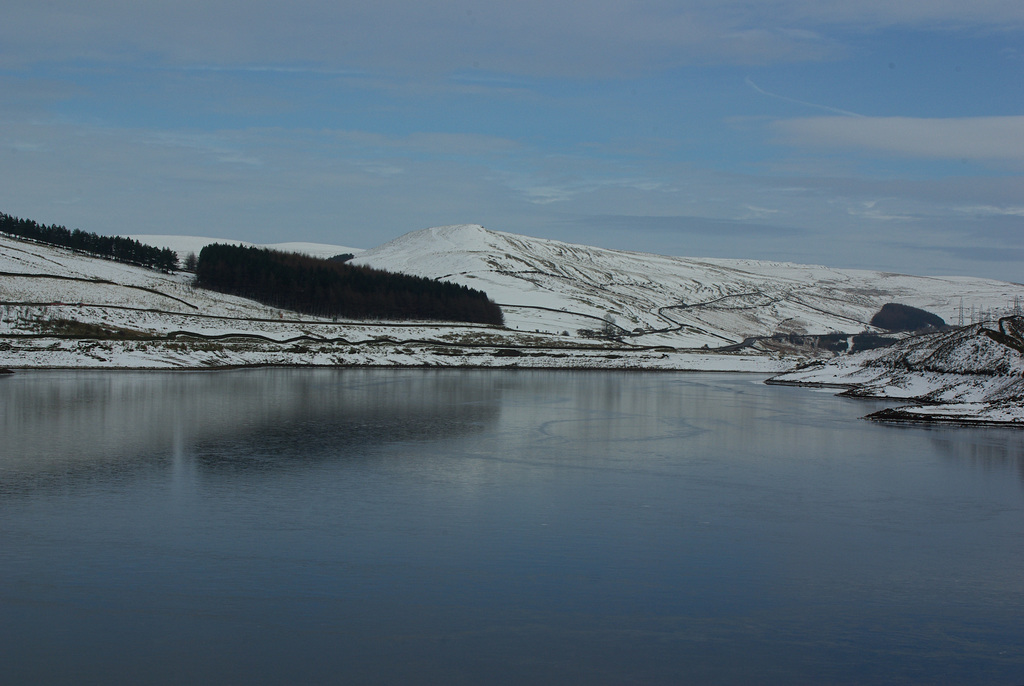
[1, 232, 293, 319]
[0, 232, 780, 371]
[4, 223, 1024, 377]
[768, 317, 1024, 424]
[353, 224, 1024, 347]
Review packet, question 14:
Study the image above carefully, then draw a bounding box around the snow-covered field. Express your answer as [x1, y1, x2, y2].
[0, 333, 785, 372]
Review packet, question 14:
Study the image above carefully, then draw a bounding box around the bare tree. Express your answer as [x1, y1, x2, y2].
[601, 313, 619, 338]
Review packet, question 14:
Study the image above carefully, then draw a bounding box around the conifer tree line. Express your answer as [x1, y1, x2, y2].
[196, 243, 504, 325]
[0, 211, 178, 271]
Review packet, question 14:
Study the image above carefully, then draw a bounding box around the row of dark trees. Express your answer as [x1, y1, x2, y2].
[870, 303, 946, 332]
[196, 243, 504, 325]
[0, 212, 178, 271]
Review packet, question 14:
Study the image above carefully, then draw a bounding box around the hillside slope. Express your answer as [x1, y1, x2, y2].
[353, 224, 1024, 347]
[768, 317, 1024, 424]
[0, 232, 780, 371]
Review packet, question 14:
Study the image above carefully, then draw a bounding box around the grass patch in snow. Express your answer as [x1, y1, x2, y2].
[43, 319, 151, 340]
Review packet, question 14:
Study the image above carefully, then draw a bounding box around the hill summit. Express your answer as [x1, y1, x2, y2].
[353, 225, 1022, 348]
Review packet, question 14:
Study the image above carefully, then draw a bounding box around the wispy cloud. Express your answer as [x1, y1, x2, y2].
[6, 1, 1024, 76]
[773, 116, 1024, 163]
[745, 77, 864, 117]
[956, 204, 1024, 217]
[577, 214, 805, 238]
[846, 200, 917, 222]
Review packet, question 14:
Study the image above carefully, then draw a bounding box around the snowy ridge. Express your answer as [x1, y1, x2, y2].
[353, 225, 1024, 347]
[768, 317, 1024, 424]
[123, 235, 363, 262]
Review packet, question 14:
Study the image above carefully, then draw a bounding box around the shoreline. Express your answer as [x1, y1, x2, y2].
[867, 407, 1024, 428]
[766, 375, 1024, 427]
[0, 334, 794, 374]
[0, 360, 780, 374]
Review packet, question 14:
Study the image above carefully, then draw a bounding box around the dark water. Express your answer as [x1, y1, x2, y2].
[2, 369, 1023, 685]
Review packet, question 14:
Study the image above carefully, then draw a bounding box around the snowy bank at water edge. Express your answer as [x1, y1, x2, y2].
[767, 317, 1024, 425]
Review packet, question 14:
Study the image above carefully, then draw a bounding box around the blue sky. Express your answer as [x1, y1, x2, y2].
[2, 1, 1023, 281]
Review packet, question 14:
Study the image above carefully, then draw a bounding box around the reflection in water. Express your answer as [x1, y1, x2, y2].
[1, 369, 502, 482]
[2, 369, 1023, 685]
[928, 429, 1024, 481]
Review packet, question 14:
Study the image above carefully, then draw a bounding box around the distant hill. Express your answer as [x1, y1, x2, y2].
[352, 224, 1024, 347]
[6, 218, 1024, 354]
[5, 223, 1024, 373]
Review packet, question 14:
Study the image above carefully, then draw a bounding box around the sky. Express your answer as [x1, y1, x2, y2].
[2, 1, 1023, 282]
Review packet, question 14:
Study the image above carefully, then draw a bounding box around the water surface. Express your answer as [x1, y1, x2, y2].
[2, 369, 1023, 684]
